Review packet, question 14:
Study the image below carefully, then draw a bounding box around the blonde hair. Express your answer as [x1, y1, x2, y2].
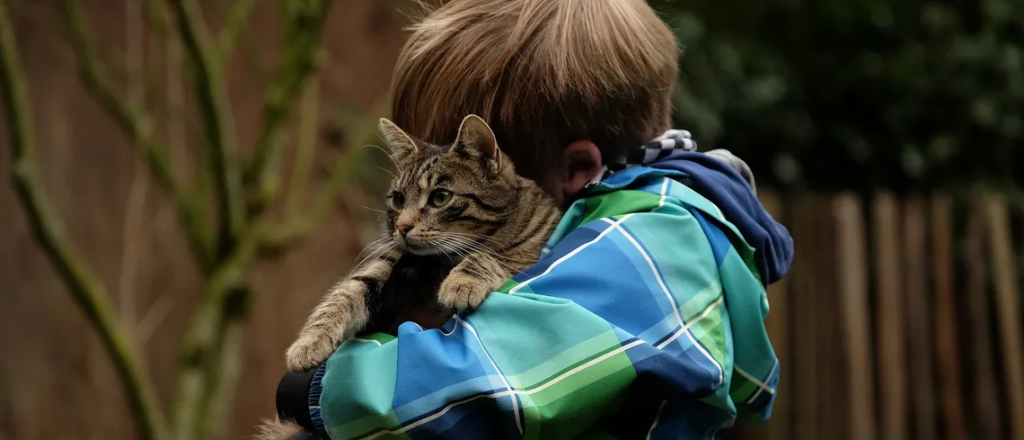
[391, 0, 679, 180]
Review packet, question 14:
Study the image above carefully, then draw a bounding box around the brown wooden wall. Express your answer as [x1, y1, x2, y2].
[1, 0, 405, 438]
[2, 2, 1023, 440]
[729, 190, 1024, 440]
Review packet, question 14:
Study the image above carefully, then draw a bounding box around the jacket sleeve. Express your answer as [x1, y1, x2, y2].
[315, 190, 777, 440]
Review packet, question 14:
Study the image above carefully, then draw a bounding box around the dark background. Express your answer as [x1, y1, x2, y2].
[1, 0, 1022, 439]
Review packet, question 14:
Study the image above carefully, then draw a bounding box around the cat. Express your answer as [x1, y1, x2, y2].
[284, 114, 562, 373]
[259, 115, 561, 440]
[262, 115, 759, 439]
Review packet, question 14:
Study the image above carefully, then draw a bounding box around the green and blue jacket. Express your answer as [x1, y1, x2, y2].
[308, 147, 794, 439]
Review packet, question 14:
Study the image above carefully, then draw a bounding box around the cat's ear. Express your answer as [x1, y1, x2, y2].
[451, 114, 501, 167]
[378, 118, 419, 161]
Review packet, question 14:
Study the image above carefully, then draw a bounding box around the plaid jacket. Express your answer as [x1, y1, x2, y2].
[312, 165, 783, 439]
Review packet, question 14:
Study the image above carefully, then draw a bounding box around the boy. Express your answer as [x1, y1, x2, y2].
[272, 0, 793, 438]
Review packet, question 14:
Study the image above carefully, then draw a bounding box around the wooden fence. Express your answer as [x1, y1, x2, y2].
[730, 189, 1024, 440]
[3, 185, 1022, 439]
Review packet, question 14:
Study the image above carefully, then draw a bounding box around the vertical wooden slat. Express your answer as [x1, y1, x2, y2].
[965, 192, 1002, 440]
[983, 192, 1024, 440]
[760, 190, 791, 440]
[792, 195, 819, 440]
[815, 197, 847, 438]
[873, 192, 908, 440]
[902, 197, 937, 440]
[930, 194, 967, 440]
[833, 193, 875, 439]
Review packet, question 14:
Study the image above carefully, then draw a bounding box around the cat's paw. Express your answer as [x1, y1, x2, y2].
[285, 331, 337, 372]
[438, 271, 492, 311]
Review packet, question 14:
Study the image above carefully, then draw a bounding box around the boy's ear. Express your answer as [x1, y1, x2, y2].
[451, 114, 500, 167]
[378, 118, 419, 161]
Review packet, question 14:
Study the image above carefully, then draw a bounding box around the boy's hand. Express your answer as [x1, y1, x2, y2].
[706, 149, 756, 193]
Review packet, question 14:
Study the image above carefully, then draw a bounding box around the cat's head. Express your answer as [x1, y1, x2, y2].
[378, 115, 520, 256]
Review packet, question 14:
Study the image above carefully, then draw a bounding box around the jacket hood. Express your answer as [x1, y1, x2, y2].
[650, 152, 793, 287]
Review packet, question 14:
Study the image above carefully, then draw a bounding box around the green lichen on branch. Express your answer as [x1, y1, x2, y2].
[245, 0, 334, 213]
[59, 0, 215, 271]
[8, 0, 367, 438]
[217, 0, 260, 58]
[0, 4, 168, 440]
[260, 98, 388, 253]
[165, 0, 247, 250]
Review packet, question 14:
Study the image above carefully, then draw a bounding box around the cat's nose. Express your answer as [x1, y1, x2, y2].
[396, 224, 413, 236]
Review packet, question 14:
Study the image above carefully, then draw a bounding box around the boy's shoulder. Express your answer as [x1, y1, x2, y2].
[543, 165, 747, 252]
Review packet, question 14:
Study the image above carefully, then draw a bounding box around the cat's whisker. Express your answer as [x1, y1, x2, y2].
[433, 240, 463, 262]
[374, 166, 398, 180]
[439, 235, 539, 265]
[348, 248, 389, 276]
[436, 234, 509, 253]
[350, 236, 391, 262]
[289, 117, 562, 374]
[373, 133, 408, 161]
[434, 237, 468, 257]
[349, 239, 396, 273]
[361, 143, 400, 169]
[443, 231, 549, 248]
[438, 237, 524, 273]
[495, 201, 550, 217]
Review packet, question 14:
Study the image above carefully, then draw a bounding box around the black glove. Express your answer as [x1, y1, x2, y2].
[276, 367, 319, 435]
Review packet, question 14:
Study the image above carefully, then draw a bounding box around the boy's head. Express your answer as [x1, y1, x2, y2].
[390, 0, 679, 203]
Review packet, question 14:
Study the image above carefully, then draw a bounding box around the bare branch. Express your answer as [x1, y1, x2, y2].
[116, 161, 150, 328]
[245, 0, 334, 213]
[284, 77, 319, 216]
[198, 303, 248, 440]
[136, 291, 177, 345]
[171, 237, 258, 440]
[0, 5, 167, 439]
[117, 0, 147, 329]
[216, 0, 260, 58]
[141, 0, 170, 40]
[165, 0, 246, 245]
[59, 0, 214, 271]
[125, 0, 144, 106]
[260, 99, 387, 251]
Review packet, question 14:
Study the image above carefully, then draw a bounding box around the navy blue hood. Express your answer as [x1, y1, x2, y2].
[650, 152, 794, 286]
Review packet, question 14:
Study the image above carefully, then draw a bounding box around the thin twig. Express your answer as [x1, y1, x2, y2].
[245, 0, 334, 213]
[0, 5, 167, 439]
[216, 0, 259, 58]
[284, 76, 319, 216]
[165, 0, 246, 247]
[117, 0, 147, 331]
[171, 232, 259, 439]
[126, 0, 144, 106]
[59, 0, 214, 271]
[197, 298, 249, 439]
[260, 99, 388, 251]
[117, 161, 150, 330]
[136, 291, 177, 345]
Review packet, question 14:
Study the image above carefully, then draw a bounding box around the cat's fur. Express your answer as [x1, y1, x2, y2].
[259, 115, 560, 439]
[285, 113, 561, 372]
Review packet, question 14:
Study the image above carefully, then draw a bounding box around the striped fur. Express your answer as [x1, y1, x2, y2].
[254, 417, 313, 440]
[285, 115, 560, 373]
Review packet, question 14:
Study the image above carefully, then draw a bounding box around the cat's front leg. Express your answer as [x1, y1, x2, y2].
[285, 256, 397, 372]
[438, 252, 511, 311]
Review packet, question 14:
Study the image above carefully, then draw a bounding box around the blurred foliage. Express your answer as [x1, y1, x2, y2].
[652, 0, 1024, 190]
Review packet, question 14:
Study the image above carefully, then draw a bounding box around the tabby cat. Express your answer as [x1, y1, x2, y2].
[284, 114, 562, 373]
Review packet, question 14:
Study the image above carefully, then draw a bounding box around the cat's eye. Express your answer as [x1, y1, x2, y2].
[429, 189, 453, 207]
[390, 192, 405, 209]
